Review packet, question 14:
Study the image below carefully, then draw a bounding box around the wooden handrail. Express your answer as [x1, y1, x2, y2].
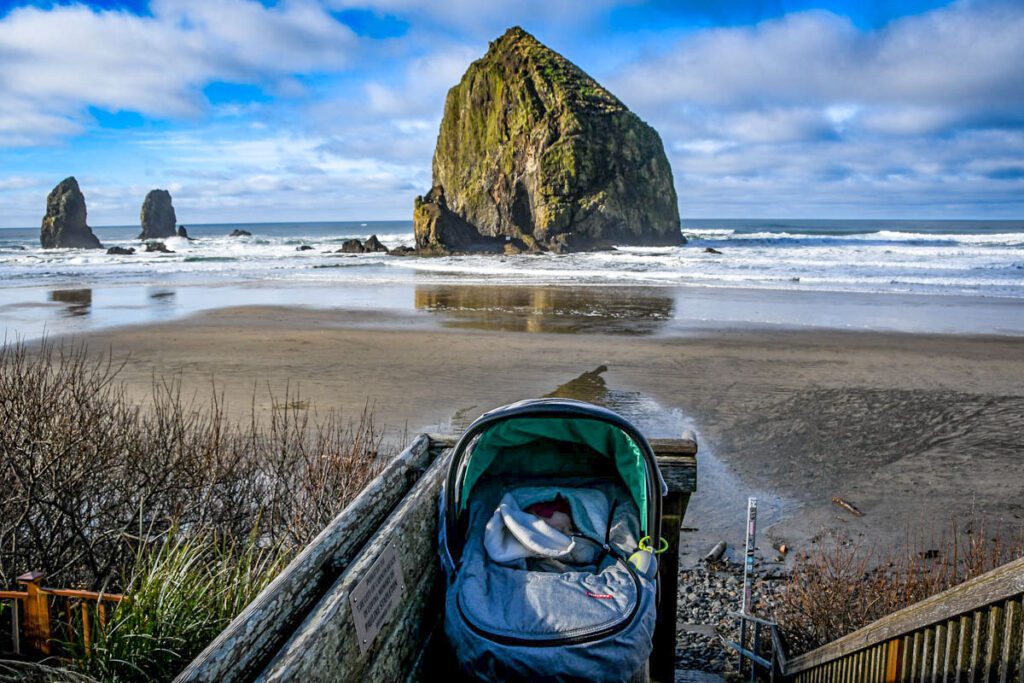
[43, 588, 122, 601]
[788, 555, 1024, 674]
[2, 571, 126, 657]
[177, 430, 698, 683]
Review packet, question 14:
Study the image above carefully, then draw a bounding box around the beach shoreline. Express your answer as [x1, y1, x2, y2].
[36, 302, 1024, 567]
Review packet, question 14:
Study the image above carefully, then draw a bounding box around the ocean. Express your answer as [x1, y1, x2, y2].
[2, 219, 1023, 339]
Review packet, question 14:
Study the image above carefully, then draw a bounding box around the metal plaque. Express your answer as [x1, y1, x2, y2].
[350, 543, 406, 653]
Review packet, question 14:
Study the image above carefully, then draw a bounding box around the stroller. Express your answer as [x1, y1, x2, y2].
[439, 399, 667, 682]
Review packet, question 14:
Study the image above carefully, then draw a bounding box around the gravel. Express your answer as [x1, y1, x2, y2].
[675, 559, 787, 679]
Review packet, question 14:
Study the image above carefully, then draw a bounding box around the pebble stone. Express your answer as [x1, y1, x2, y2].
[674, 559, 785, 679]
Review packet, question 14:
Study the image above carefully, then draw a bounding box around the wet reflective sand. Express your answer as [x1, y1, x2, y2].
[414, 285, 674, 335]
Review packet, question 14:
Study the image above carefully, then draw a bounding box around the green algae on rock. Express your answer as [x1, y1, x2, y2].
[414, 26, 683, 254]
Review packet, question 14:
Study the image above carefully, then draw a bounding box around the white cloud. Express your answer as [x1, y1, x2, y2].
[601, 1, 1024, 217]
[614, 2, 1024, 126]
[323, 0, 621, 33]
[1, 0, 1022, 223]
[363, 45, 477, 118]
[0, 0, 358, 145]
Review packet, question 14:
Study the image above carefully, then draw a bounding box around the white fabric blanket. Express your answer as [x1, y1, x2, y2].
[483, 487, 611, 565]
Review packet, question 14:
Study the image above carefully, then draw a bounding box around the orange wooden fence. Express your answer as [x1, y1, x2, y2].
[0, 571, 122, 658]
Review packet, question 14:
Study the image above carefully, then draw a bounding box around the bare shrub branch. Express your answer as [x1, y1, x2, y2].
[0, 338, 392, 591]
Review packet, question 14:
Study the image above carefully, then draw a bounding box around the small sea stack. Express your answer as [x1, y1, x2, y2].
[337, 239, 365, 253]
[363, 235, 389, 253]
[139, 189, 177, 240]
[40, 177, 103, 249]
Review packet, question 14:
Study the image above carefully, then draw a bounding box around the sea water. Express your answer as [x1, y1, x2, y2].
[1, 219, 1022, 339]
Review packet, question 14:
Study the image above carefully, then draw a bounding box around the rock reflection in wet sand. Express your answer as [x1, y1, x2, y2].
[414, 285, 674, 335]
[49, 289, 92, 318]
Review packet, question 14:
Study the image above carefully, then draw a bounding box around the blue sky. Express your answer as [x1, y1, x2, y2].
[0, 0, 1021, 227]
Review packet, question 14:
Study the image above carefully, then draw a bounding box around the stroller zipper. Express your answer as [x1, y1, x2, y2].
[455, 536, 644, 648]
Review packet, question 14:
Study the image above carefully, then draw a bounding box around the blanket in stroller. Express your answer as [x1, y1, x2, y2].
[444, 480, 656, 682]
[483, 487, 612, 567]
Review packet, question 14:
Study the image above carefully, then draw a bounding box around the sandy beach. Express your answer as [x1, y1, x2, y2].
[56, 300, 1024, 566]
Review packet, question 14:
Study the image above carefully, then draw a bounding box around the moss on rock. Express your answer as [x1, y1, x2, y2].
[414, 26, 683, 254]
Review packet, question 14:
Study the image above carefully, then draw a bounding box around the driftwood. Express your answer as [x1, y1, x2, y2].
[704, 541, 727, 563]
[175, 435, 434, 683]
[832, 496, 864, 517]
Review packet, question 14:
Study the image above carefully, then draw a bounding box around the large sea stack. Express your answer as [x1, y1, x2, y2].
[139, 189, 177, 240]
[414, 27, 683, 254]
[40, 177, 103, 249]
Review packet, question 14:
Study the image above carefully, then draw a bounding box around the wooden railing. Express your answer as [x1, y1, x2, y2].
[0, 570, 122, 658]
[178, 432, 698, 683]
[786, 556, 1024, 682]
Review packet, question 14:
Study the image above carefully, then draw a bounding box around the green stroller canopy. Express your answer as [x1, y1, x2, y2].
[457, 415, 650, 534]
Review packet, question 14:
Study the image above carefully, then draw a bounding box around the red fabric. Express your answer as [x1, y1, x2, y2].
[525, 496, 572, 519]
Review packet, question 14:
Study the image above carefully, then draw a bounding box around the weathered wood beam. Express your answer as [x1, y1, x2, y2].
[174, 434, 433, 683]
[651, 429, 697, 683]
[256, 449, 453, 682]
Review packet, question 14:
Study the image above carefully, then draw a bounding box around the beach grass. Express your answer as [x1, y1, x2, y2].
[0, 337, 393, 678]
[67, 530, 289, 682]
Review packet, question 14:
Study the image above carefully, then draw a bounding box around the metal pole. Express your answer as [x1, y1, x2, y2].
[741, 497, 757, 615]
[11, 599, 19, 655]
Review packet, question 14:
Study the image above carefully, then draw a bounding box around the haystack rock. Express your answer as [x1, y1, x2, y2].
[139, 189, 177, 240]
[414, 27, 683, 255]
[40, 177, 103, 249]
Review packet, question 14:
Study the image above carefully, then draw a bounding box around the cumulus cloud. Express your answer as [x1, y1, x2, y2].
[615, 1, 1024, 135]
[323, 0, 621, 33]
[364, 46, 477, 118]
[1, 0, 1022, 223]
[605, 1, 1024, 217]
[0, 0, 357, 145]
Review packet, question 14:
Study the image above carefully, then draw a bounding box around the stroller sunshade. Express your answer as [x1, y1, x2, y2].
[458, 415, 651, 535]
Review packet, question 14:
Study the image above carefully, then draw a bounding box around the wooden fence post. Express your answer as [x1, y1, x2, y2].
[650, 431, 696, 683]
[17, 571, 51, 656]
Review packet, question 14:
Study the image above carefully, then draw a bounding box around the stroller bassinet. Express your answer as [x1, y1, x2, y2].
[439, 399, 667, 682]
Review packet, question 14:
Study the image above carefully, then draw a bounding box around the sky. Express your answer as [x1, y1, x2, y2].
[0, 0, 1022, 227]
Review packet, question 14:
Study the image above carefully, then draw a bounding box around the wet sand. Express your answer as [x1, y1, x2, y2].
[52, 303, 1024, 567]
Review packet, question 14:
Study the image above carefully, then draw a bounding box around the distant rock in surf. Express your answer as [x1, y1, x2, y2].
[296, 245, 314, 251]
[107, 246, 135, 255]
[177, 225, 191, 239]
[704, 247, 723, 255]
[229, 229, 252, 237]
[145, 241, 173, 253]
[389, 245, 416, 256]
[40, 177, 103, 249]
[139, 189, 177, 240]
[363, 234, 389, 253]
[413, 26, 683, 255]
[338, 239, 365, 254]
